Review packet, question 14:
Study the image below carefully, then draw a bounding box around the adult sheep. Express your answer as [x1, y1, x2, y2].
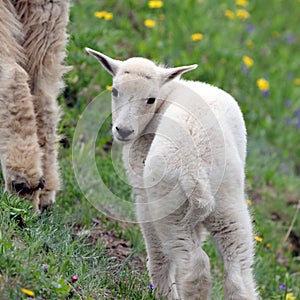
[86, 48, 259, 300]
[0, 0, 69, 211]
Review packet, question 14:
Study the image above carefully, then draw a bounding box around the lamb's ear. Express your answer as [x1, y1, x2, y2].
[85, 47, 122, 76]
[162, 64, 198, 84]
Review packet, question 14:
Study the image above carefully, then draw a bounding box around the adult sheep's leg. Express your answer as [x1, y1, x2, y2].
[15, 0, 70, 209]
[205, 200, 259, 300]
[0, 1, 43, 209]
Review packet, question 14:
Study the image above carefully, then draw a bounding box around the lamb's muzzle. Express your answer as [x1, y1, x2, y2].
[115, 126, 134, 140]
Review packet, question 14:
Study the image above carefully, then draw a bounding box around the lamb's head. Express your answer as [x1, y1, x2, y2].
[86, 48, 197, 143]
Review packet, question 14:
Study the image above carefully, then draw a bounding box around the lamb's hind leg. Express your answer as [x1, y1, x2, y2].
[0, 2, 43, 209]
[153, 216, 211, 300]
[205, 202, 259, 300]
[15, 0, 70, 209]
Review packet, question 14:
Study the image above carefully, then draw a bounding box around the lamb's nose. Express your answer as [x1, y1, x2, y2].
[116, 126, 134, 139]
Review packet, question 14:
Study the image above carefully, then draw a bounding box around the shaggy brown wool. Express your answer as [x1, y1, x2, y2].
[0, 0, 69, 211]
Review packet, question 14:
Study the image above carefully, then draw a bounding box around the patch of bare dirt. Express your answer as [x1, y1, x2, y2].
[73, 219, 145, 274]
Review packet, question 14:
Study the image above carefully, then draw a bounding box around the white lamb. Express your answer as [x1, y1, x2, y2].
[86, 48, 259, 300]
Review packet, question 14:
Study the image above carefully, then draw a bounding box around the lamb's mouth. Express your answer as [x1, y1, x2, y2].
[115, 137, 132, 143]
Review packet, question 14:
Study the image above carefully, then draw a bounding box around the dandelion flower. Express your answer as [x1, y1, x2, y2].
[21, 288, 35, 297]
[104, 12, 113, 20]
[106, 85, 112, 91]
[286, 293, 296, 300]
[94, 11, 107, 18]
[144, 19, 156, 28]
[191, 33, 204, 41]
[257, 78, 269, 91]
[224, 9, 235, 20]
[236, 9, 250, 20]
[94, 11, 113, 20]
[254, 236, 263, 242]
[148, 0, 164, 8]
[236, 0, 248, 6]
[294, 78, 300, 86]
[243, 56, 254, 68]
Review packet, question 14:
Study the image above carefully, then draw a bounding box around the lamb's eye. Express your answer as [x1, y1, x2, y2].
[112, 87, 119, 97]
[147, 97, 156, 104]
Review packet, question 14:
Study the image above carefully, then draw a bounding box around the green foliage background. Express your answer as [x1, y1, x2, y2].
[0, 1, 299, 299]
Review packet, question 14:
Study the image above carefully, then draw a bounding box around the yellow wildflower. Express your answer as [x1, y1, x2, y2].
[243, 56, 254, 68]
[257, 78, 269, 91]
[236, 9, 250, 20]
[148, 0, 164, 8]
[286, 293, 296, 300]
[191, 33, 204, 41]
[78, 114, 83, 120]
[104, 12, 113, 20]
[106, 85, 112, 91]
[246, 199, 253, 205]
[94, 11, 113, 20]
[144, 19, 156, 28]
[236, 0, 248, 6]
[246, 39, 254, 48]
[21, 288, 35, 297]
[94, 11, 107, 18]
[224, 9, 235, 20]
[265, 243, 271, 249]
[254, 236, 263, 242]
[294, 78, 300, 86]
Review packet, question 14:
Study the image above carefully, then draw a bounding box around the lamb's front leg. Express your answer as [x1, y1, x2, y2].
[205, 201, 259, 300]
[15, 0, 70, 209]
[136, 195, 176, 299]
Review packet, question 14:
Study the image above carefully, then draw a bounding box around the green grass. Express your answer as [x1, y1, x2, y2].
[1, 0, 300, 299]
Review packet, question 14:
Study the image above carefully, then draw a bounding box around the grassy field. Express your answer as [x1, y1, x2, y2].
[1, 0, 300, 299]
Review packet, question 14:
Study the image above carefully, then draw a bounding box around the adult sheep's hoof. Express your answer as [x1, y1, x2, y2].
[12, 180, 32, 195]
[11, 177, 45, 196]
[38, 190, 56, 212]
